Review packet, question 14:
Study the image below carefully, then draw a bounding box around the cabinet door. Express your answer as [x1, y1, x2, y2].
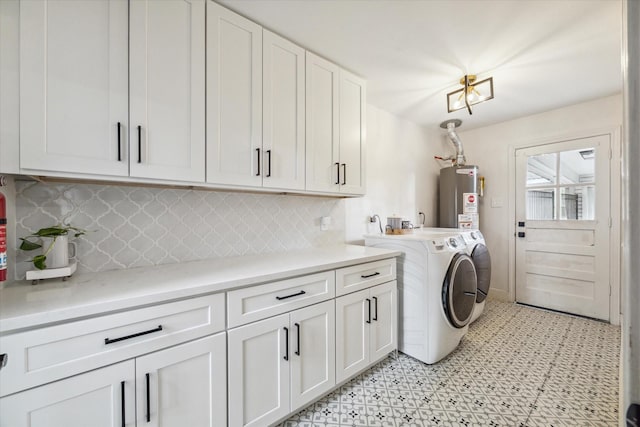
[339, 70, 366, 194]
[335, 288, 370, 383]
[207, 2, 262, 186]
[19, 0, 128, 176]
[228, 314, 290, 427]
[289, 300, 335, 412]
[305, 52, 340, 193]
[129, 0, 205, 182]
[263, 30, 305, 190]
[135, 332, 226, 427]
[370, 281, 398, 361]
[0, 360, 135, 427]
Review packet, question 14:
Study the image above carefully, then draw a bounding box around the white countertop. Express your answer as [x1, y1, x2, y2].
[0, 245, 399, 334]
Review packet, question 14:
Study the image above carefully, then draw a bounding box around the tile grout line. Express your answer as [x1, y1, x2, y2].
[522, 314, 575, 426]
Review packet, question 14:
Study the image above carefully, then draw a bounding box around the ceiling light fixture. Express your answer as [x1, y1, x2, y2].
[447, 74, 494, 115]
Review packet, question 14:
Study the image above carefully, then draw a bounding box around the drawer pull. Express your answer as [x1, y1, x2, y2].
[0, 353, 7, 370]
[361, 272, 380, 279]
[104, 325, 163, 345]
[275, 290, 306, 301]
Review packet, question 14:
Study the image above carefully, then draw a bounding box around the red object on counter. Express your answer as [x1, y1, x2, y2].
[0, 192, 6, 282]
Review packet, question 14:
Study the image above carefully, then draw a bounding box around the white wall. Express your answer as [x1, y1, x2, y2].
[457, 94, 623, 301]
[345, 105, 447, 243]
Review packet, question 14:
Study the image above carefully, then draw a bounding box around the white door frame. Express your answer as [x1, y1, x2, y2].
[507, 126, 622, 325]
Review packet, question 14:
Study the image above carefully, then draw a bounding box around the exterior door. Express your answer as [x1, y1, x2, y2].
[135, 333, 227, 427]
[19, 0, 129, 176]
[129, 0, 205, 182]
[227, 314, 290, 427]
[335, 288, 369, 383]
[515, 134, 611, 320]
[0, 360, 135, 427]
[289, 301, 335, 412]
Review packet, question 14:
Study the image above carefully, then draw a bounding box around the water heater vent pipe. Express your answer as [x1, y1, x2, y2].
[439, 119, 466, 166]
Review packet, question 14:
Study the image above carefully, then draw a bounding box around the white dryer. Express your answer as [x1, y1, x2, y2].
[365, 231, 477, 364]
[460, 230, 491, 323]
[417, 228, 492, 324]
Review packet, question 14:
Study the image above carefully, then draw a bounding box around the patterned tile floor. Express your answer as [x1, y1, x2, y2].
[279, 300, 620, 427]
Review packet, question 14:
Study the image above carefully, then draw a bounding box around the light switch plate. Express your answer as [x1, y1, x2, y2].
[491, 197, 504, 208]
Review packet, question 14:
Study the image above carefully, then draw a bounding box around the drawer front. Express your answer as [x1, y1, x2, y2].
[0, 293, 225, 397]
[335, 258, 396, 296]
[227, 271, 335, 328]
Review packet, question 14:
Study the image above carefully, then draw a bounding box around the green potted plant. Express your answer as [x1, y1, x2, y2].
[19, 225, 87, 270]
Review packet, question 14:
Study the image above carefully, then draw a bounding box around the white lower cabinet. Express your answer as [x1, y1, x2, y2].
[0, 360, 136, 427]
[135, 333, 227, 427]
[336, 281, 397, 384]
[228, 300, 335, 426]
[0, 333, 226, 427]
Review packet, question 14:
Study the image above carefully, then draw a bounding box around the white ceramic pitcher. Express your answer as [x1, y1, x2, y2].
[41, 235, 76, 269]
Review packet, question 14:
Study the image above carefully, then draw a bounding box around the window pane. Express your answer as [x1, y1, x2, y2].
[559, 148, 595, 185]
[527, 153, 557, 186]
[560, 186, 595, 220]
[526, 189, 555, 220]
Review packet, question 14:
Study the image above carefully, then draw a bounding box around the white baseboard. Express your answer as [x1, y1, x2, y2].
[487, 288, 511, 302]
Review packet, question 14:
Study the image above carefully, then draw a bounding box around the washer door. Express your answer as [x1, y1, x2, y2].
[442, 253, 478, 328]
[471, 244, 492, 303]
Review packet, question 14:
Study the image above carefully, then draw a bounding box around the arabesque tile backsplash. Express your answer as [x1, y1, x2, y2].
[15, 181, 345, 279]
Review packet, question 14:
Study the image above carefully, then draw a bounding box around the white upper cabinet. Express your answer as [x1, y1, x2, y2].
[262, 30, 306, 190]
[207, 2, 263, 186]
[306, 52, 366, 195]
[129, 0, 206, 183]
[19, 0, 205, 182]
[305, 52, 340, 193]
[339, 70, 366, 195]
[19, 0, 129, 176]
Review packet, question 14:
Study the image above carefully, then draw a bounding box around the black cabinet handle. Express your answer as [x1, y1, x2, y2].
[518, 232, 525, 238]
[294, 323, 300, 356]
[117, 122, 122, 161]
[256, 148, 261, 176]
[146, 373, 151, 422]
[105, 325, 163, 345]
[283, 327, 289, 361]
[137, 125, 142, 163]
[276, 290, 306, 300]
[361, 272, 380, 279]
[372, 296, 378, 321]
[366, 298, 371, 324]
[121, 381, 126, 427]
[341, 163, 346, 185]
[0, 353, 7, 370]
[335, 162, 340, 184]
[266, 149, 272, 177]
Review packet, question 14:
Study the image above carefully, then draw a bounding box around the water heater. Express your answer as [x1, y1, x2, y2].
[439, 165, 479, 228]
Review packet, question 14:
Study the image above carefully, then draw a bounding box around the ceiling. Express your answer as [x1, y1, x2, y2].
[218, 0, 623, 132]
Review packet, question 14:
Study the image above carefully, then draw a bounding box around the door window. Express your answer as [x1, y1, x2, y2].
[526, 147, 596, 220]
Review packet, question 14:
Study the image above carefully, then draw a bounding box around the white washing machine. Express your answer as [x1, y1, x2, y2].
[460, 230, 491, 323]
[365, 231, 477, 364]
[417, 228, 492, 324]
